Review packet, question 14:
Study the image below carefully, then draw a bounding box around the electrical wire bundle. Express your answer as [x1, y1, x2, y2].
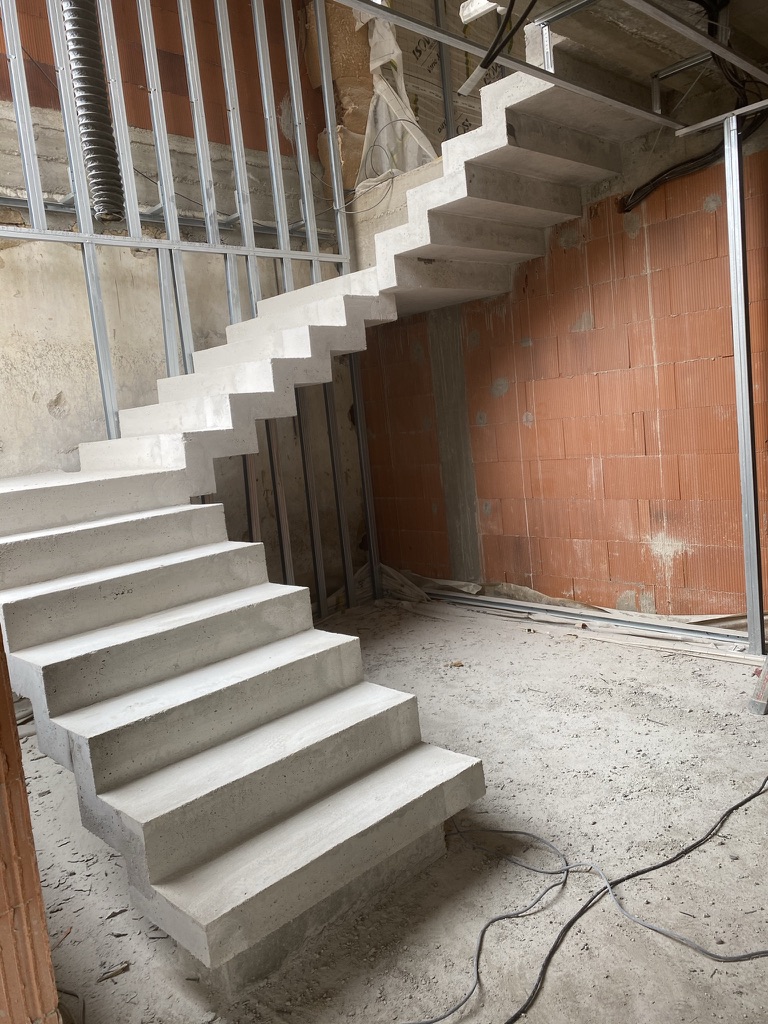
[400, 773, 768, 1024]
[458, 0, 538, 95]
[620, 0, 768, 212]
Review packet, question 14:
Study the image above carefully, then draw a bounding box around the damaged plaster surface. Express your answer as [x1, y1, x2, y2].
[24, 601, 768, 1024]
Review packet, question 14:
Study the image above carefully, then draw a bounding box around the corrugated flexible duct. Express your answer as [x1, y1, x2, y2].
[60, 0, 125, 222]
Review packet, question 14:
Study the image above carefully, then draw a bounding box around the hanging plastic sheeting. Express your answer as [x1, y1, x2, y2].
[353, 0, 438, 188]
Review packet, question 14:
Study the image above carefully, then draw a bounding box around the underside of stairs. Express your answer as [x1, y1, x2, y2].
[0, 70, 651, 983]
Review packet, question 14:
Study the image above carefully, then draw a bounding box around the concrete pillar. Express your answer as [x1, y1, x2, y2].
[0, 642, 59, 1024]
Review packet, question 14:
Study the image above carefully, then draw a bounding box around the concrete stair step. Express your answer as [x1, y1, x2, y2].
[417, 212, 546, 264]
[154, 352, 333, 408]
[57, 629, 363, 791]
[78, 422, 261, 495]
[195, 322, 366, 374]
[9, 582, 311, 767]
[154, 361, 296, 414]
[0, 469, 191, 537]
[253, 267, 381, 318]
[144, 742, 484, 968]
[248, 292, 395, 334]
[446, 164, 583, 227]
[382, 257, 513, 317]
[102, 682, 422, 883]
[119, 392, 255, 441]
[0, 503, 227, 589]
[0, 541, 267, 652]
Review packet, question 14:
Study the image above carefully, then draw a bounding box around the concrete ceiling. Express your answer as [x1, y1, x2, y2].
[527, 0, 768, 112]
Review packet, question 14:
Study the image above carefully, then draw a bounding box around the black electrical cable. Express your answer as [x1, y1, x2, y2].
[502, 772, 768, 1024]
[479, 0, 520, 70]
[620, 109, 768, 212]
[399, 775, 768, 1024]
[482, 0, 538, 68]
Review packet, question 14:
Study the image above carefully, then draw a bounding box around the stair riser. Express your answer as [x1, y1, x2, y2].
[155, 755, 484, 967]
[0, 472, 190, 538]
[156, 367, 296, 415]
[73, 635, 364, 792]
[0, 504, 227, 589]
[128, 695, 423, 883]
[253, 267, 381, 318]
[1, 544, 267, 653]
[8, 587, 313, 724]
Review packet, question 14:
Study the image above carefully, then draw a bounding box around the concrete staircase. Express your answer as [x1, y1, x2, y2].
[0, 71, 652, 981]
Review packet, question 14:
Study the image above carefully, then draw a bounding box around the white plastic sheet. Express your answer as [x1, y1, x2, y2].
[353, 0, 437, 188]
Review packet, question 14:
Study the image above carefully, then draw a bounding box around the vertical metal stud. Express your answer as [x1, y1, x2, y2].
[265, 420, 295, 585]
[136, 0, 195, 372]
[97, 0, 142, 238]
[243, 455, 262, 543]
[433, 0, 457, 141]
[213, 0, 262, 311]
[1, 0, 47, 230]
[324, 378, 356, 607]
[251, 0, 294, 291]
[724, 114, 764, 658]
[349, 354, 382, 599]
[47, 0, 119, 437]
[313, 0, 351, 270]
[280, 0, 322, 283]
[178, 0, 220, 245]
[225, 253, 242, 326]
[297, 388, 328, 617]
[157, 248, 182, 378]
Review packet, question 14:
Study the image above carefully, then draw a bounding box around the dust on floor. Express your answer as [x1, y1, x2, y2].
[23, 599, 768, 1024]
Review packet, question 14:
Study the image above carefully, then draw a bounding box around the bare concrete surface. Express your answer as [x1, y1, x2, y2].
[23, 599, 768, 1024]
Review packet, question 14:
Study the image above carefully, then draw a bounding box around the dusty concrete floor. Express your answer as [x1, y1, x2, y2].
[23, 599, 768, 1024]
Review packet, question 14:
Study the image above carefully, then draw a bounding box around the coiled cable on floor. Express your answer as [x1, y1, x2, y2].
[400, 773, 768, 1024]
[60, 0, 124, 222]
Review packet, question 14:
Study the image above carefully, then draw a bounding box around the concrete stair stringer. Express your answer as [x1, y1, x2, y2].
[0, 67, 661, 980]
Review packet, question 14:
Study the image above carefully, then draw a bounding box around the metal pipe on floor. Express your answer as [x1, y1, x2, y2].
[723, 113, 765, 661]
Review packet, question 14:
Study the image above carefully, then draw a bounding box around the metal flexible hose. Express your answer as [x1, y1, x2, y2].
[60, 0, 125, 222]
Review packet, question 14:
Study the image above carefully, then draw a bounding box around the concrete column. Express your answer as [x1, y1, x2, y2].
[428, 307, 482, 583]
[0, 643, 58, 1024]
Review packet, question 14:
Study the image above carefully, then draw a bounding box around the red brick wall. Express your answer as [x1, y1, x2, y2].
[362, 316, 452, 580]
[0, 643, 58, 1023]
[0, 0, 323, 156]
[363, 149, 768, 615]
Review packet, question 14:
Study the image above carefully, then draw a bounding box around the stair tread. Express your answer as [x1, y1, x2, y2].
[54, 629, 353, 738]
[14, 582, 301, 667]
[0, 503, 209, 546]
[0, 468, 181, 493]
[156, 743, 479, 923]
[0, 540, 248, 602]
[102, 682, 414, 822]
